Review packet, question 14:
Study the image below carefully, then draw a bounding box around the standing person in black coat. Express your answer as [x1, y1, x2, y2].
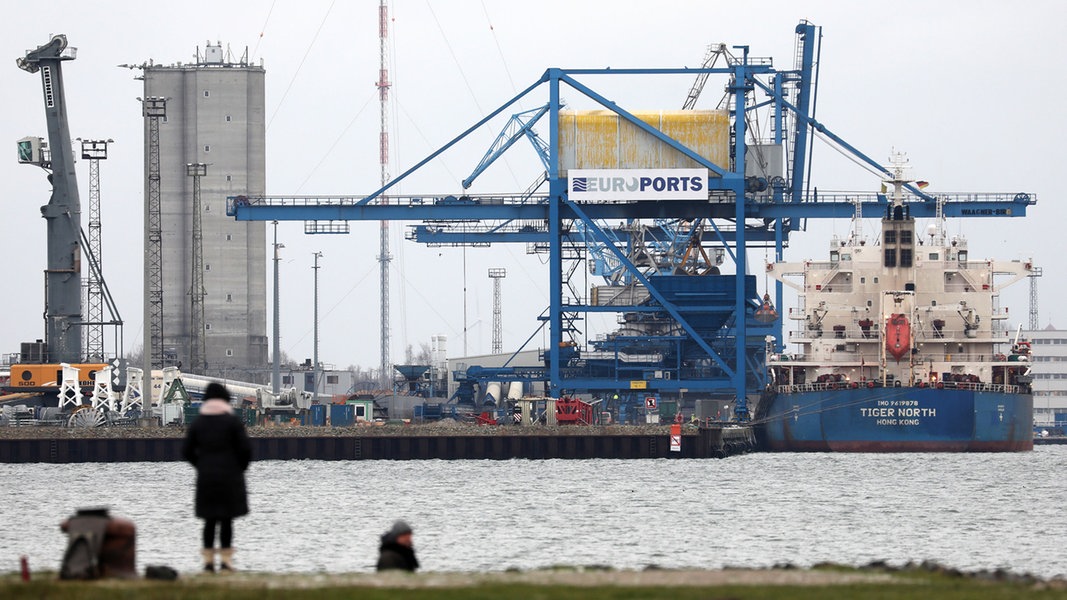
[376, 520, 419, 572]
[182, 382, 252, 572]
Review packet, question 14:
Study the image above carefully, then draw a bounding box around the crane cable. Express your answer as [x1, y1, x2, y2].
[284, 263, 376, 352]
[425, 1, 521, 190]
[294, 92, 377, 193]
[248, 0, 277, 63]
[480, 0, 522, 109]
[266, 0, 337, 132]
[811, 129, 886, 181]
[478, 0, 545, 304]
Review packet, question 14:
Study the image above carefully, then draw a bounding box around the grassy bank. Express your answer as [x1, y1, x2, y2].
[3, 565, 1066, 599]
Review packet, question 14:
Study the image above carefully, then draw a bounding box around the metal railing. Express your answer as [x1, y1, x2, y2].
[776, 381, 1021, 394]
[785, 326, 1009, 344]
[771, 350, 1018, 363]
[796, 191, 1036, 205]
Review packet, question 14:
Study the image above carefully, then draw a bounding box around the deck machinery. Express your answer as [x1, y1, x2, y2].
[228, 23, 1035, 421]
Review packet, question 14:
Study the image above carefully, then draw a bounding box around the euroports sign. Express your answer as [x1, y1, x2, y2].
[568, 168, 707, 201]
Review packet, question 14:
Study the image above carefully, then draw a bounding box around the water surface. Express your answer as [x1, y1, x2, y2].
[1, 448, 1062, 575]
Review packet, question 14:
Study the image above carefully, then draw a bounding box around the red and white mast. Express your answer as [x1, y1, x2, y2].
[377, 0, 392, 389]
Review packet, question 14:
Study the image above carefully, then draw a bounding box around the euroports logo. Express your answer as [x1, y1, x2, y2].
[568, 169, 707, 201]
[570, 175, 703, 194]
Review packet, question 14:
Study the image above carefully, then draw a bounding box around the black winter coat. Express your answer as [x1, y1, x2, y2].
[376, 539, 419, 572]
[182, 399, 252, 519]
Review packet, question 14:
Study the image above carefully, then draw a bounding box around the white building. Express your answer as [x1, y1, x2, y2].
[281, 365, 355, 400]
[447, 349, 546, 401]
[1026, 325, 1067, 423]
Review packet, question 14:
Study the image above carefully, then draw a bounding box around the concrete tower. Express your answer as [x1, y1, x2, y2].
[142, 43, 267, 381]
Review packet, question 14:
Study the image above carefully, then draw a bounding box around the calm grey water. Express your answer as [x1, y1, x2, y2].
[1, 448, 1064, 576]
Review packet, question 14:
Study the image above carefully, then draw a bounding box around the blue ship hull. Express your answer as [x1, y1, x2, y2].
[758, 388, 1033, 452]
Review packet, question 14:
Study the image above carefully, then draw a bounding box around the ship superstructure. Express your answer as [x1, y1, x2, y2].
[760, 154, 1034, 451]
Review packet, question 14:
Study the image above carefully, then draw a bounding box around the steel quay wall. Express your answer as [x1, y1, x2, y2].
[0, 430, 751, 463]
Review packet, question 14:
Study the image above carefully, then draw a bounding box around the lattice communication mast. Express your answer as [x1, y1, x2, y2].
[187, 162, 208, 372]
[81, 139, 110, 362]
[377, 0, 393, 388]
[142, 96, 167, 371]
[488, 268, 506, 354]
[1029, 266, 1043, 330]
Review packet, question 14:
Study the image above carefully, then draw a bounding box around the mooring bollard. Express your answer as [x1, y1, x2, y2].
[59, 507, 137, 579]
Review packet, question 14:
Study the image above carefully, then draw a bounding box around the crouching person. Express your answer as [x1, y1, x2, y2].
[376, 520, 419, 572]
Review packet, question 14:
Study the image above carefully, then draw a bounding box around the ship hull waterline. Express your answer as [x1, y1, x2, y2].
[758, 387, 1033, 452]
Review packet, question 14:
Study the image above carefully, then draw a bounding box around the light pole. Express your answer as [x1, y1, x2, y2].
[79, 137, 112, 363]
[186, 162, 208, 373]
[272, 221, 284, 394]
[312, 251, 323, 406]
[488, 268, 507, 354]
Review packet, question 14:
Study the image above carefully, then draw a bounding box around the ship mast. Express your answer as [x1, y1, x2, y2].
[884, 151, 911, 208]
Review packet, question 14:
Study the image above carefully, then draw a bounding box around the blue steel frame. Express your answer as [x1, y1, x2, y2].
[227, 22, 1036, 419]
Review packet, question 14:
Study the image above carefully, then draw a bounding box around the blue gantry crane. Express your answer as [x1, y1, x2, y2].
[227, 22, 1035, 421]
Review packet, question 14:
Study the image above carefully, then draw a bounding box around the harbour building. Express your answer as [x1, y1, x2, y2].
[142, 43, 267, 381]
[1027, 325, 1067, 424]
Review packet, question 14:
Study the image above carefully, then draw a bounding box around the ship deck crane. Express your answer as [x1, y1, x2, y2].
[227, 23, 1036, 421]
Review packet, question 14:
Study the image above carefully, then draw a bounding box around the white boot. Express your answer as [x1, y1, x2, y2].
[201, 548, 216, 573]
[219, 547, 235, 572]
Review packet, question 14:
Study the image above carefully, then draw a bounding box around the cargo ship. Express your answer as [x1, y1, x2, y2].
[757, 155, 1034, 451]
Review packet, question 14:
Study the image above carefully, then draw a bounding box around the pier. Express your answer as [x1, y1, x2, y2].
[0, 425, 757, 463]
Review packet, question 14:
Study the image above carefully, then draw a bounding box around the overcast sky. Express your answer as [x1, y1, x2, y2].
[1, 1, 1063, 372]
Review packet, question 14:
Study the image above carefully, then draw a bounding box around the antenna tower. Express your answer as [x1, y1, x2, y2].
[142, 97, 167, 371]
[377, 0, 393, 388]
[187, 163, 208, 372]
[81, 139, 110, 362]
[489, 268, 506, 354]
[1029, 266, 1043, 330]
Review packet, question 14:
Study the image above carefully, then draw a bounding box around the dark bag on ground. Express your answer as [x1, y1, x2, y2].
[145, 564, 179, 580]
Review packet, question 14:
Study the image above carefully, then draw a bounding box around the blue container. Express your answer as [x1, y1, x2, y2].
[422, 403, 443, 420]
[330, 404, 354, 427]
[309, 404, 326, 427]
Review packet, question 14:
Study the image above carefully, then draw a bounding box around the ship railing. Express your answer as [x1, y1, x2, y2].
[776, 381, 1021, 394]
[772, 351, 1021, 365]
[807, 284, 852, 293]
[769, 352, 865, 363]
[776, 381, 869, 393]
[796, 191, 1036, 205]
[0, 353, 17, 368]
[227, 193, 550, 209]
[934, 382, 1020, 393]
[920, 352, 1019, 362]
[781, 327, 1009, 345]
[785, 327, 881, 341]
[916, 329, 1005, 342]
